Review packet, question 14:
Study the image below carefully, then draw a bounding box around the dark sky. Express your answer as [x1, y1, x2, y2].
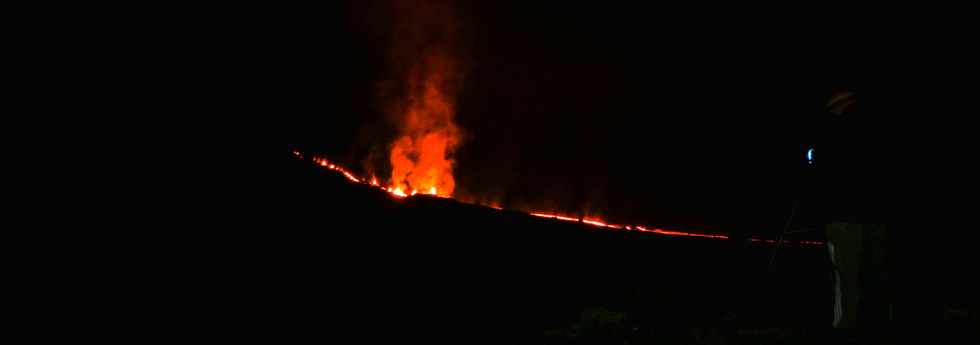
[279, 1, 863, 234]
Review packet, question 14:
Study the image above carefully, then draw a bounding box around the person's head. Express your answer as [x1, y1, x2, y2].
[826, 89, 856, 116]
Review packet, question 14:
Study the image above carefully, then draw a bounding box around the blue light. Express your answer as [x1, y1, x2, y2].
[807, 148, 814, 164]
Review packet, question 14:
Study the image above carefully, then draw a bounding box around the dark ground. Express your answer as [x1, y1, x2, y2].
[255, 151, 838, 344]
[236, 150, 975, 344]
[49, 145, 974, 343]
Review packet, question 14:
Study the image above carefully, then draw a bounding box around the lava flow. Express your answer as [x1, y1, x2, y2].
[301, 151, 821, 246]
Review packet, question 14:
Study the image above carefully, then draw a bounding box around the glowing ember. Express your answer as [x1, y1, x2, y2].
[429, 187, 437, 195]
[392, 187, 407, 197]
[371, 178, 379, 186]
[343, 172, 360, 183]
[530, 213, 580, 222]
[632, 225, 730, 239]
[582, 219, 607, 227]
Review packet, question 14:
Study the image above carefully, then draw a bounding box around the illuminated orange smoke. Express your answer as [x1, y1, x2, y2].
[382, 1, 463, 199]
[388, 53, 460, 198]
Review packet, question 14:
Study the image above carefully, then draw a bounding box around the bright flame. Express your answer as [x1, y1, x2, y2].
[383, 1, 461, 199]
[392, 187, 407, 197]
[530, 213, 578, 222]
[428, 187, 437, 195]
[343, 172, 360, 183]
[388, 53, 460, 198]
[582, 218, 607, 227]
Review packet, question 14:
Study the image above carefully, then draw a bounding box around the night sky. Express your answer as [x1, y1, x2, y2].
[277, 1, 866, 235]
[40, 4, 979, 340]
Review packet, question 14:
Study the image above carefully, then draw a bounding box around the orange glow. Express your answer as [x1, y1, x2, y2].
[343, 172, 360, 183]
[584, 218, 624, 230]
[371, 178, 379, 186]
[392, 187, 407, 197]
[388, 51, 460, 199]
[582, 219, 607, 227]
[531, 213, 581, 223]
[633, 225, 730, 240]
[532, 213, 580, 223]
[384, 3, 461, 199]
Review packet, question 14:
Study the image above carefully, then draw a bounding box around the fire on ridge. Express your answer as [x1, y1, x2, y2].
[295, 150, 822, 246]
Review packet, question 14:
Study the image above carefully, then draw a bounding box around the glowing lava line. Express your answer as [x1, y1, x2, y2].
[300, 151, 821, 246]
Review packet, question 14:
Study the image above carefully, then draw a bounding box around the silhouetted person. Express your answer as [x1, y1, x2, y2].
[814, 89, 891, 341]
